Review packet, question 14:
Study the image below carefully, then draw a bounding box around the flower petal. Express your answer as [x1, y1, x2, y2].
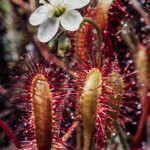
[39, 0, 47, 4]
[37, 19, 59, 43]
[48, 0, 63, 5]
[29, 4, 52, 26]
[64, 0, 90, 10]
[60, 10, 83, 31]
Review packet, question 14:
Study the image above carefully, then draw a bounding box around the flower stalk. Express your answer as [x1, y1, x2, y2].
[82, 17, 103, 47]
[82, 17, 103, 67]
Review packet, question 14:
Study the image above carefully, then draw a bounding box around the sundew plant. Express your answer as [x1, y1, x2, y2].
[0, 0, 150, 150]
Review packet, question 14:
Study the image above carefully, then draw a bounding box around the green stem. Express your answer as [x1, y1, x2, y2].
[82, 17, 103, 67]
[116, 122, 129, 150]
[82, 17, 103, 46]
[55, 30, 64, 39]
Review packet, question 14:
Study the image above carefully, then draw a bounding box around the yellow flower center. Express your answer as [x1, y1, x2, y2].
[52, 6, 66, 18]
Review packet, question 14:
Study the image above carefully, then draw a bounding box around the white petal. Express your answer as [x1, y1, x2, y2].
[48, 0, 63, 5]
[39, 0, 46, 4]
[64, 0, 90, 10]
[60, 10, 83, 31]
[37, 19, 59, 43]
[29, 4, 52, 26]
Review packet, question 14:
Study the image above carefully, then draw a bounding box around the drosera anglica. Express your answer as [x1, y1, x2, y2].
[13, 57, 67, 150]
[73, 15, 124, 147]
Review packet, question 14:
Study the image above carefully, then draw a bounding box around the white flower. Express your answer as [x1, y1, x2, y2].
[29, 0, 90, 43]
